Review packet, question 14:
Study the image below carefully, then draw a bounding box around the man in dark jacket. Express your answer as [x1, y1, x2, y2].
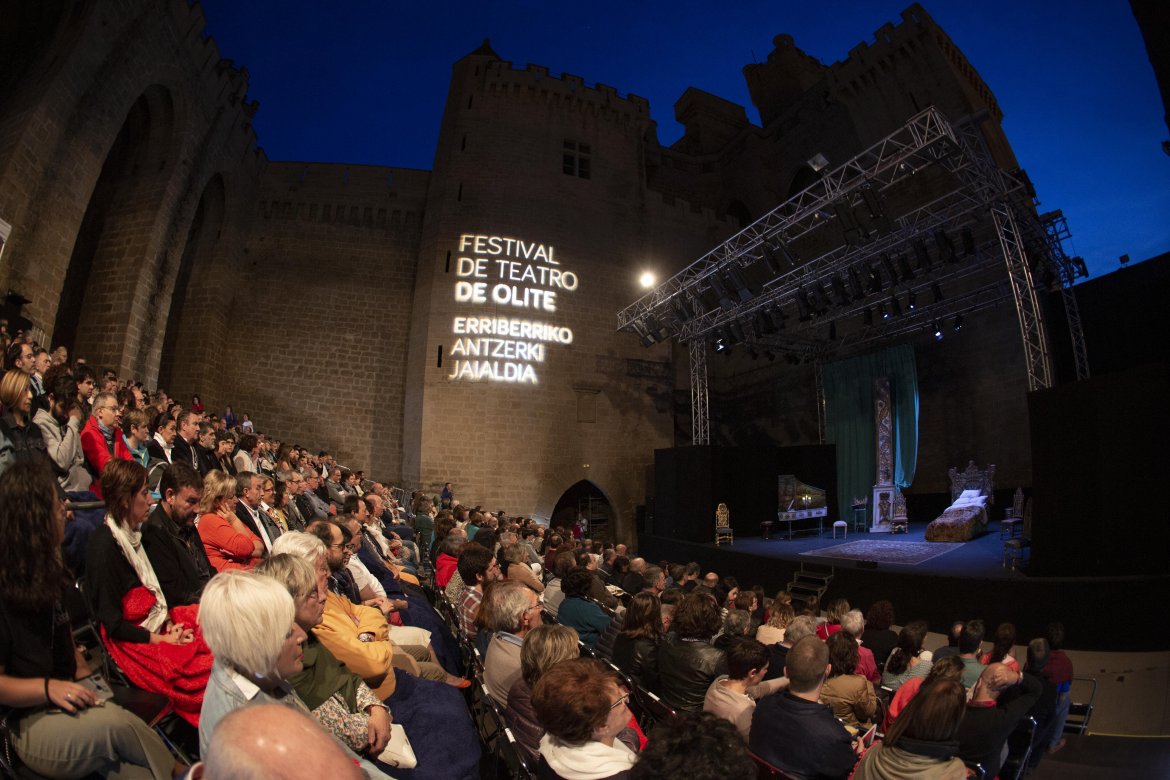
[957, 662, 1043, 779]
[141, 462, 211, 605]
[749, 636, 859, 779]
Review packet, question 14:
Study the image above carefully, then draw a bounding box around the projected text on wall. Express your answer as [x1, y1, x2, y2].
[448, 234, 578, 384]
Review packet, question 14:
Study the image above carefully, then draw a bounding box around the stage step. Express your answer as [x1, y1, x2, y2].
[787, 563, 834, 605]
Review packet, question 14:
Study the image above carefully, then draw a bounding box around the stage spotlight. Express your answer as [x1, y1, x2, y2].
[881, 254, 900, 288]
[889, 294, 903, 318]
[796, 288, 814, 321]
[960, 227, 975, 256]
[860, 183, 893, 235]
[934, 229, 957, 263]
[714, 339, 727, 353]
[670, 294, 693, 323]
[761, 243, 784, 276]
[772, 304, 788, 330]
[639, 271, 656, 288]
[807, 152, 830, 172]
[728, 320, 746, 344]
[931, 282, 944, 303]
[724, 265, 754, 303]
[831, 275, 852, 306]
[1071, 256, 1089, 278]
[953, 315, 964, 331]
[880, 303, 889, 320]
[913, 239, 933, 272]
[907, 291, 917, 310]
[933, 321, 943, 340]
[863, 307, 873, 326]
[709, 273, 734, 311]
[897, 255, 915, 283]
[834, 200, 865, 246]
[848, 266, 867, 299]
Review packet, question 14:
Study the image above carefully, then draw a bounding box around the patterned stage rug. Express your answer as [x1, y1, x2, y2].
[799, 540, 966, 566]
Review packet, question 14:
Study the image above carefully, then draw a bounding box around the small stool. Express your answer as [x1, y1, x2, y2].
[832, 520, 848, 539]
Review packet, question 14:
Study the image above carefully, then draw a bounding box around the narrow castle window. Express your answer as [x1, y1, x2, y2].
[562, 139, 591, 179]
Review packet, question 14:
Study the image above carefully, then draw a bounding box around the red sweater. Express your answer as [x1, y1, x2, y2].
[79, 416, 131, 497]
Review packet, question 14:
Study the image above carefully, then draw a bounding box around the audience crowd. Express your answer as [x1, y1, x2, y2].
[0, 332, 1076, 779]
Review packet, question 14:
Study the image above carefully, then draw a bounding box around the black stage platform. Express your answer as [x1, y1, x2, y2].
[637, 518, 1168, 653]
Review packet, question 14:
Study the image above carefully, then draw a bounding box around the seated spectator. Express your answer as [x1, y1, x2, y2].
[456, 542, 501, 643]
[980, 621, 1021, 673]
[820, 632, 878, 730]
[609, 555, 631, 589]
[882, 620, 933, 691]
[232, 433, 258, 474]
[255, 554, 393, 769]
[748, 636, 858, 780]
[733, 590, 760, 632]
[861, 600, 898, 670]
[1, 370, 53, 471]
[958, 619, 988, 688]
[194, 422, 219, 475]
[763, 613, 818, 683]
[703, 636, 785, 739]
[1019, 638, 1060, 766]
[482, 580, 543, 705]
[841, 609, 881, 683]
[503, 622, 580, 762]
[543, 550, 577, 617]
[713, 608, 752, 654]
[630, 711, 756, 780]
[145, 411, 176, 465]
[433, 532, 464, 589]
[816, 597, 849, 640]
[576, 549, 621, 609]
[212, 430, 237, 475]
[32, 364, 92, 491]
[886, 655, 964, 732]
[956, 663, 1043, 779]
[271, 532, 467, 696]
[503, 542, 545, 593]
[756, 601, 793, 646]
[0, 461, 179, 779]
[234, 470, 283, 552]
[191, 703, 364, 780]
[854, 678, 969, 780]
[85, 459, 213, 725]
[170, 410, 200, 471]
[657, 592, 727, 712]
[196, 469, 263, 572]
[611, 592, 663, 691]
[620, 557, 646, 597]
[532, 658, 637, 779]
[640, 564, 666, 596]
[557, 569, 613, 649]
[932, 621, 966, 661]
[121, 408, 152, 469]
[141, 462, 212, 606]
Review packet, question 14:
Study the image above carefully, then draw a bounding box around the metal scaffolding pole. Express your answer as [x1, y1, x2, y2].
[689, 340, 710, 445]
[814, 358, 827, 444]
[1041, 212, 1090, 381]
[992, 202, 1053, 391]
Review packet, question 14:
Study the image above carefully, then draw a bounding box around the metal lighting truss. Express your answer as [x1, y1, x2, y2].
[620, 107, 1083, 433]
[689, 340, 710, 445]
[1040, 211, 1090, 381]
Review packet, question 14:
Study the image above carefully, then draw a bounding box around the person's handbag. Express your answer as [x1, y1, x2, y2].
[377, 723, 417, 768]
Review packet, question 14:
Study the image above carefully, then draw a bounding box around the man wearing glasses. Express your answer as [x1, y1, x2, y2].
[79, 391, 130, 498]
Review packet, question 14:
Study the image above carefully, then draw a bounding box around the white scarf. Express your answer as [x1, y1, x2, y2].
[104, 513, 169, 632]
[539, 734, 635, 780]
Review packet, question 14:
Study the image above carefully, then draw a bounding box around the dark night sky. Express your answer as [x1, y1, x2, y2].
[198, 0, 1169, 279]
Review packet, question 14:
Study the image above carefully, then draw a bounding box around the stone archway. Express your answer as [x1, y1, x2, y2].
[53, 84, 177, 368]
[549, 479, 616, 543]
[156, 173, 226, 396]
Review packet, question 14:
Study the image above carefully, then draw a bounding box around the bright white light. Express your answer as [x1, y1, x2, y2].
[639, 271, 656, 288]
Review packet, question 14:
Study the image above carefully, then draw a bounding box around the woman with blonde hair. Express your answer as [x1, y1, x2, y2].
[84, 459, 213, 725]
[503, 542, 545, 594]
[195, 469, 263, 571]
[503, 624, 580, 762]
[756, 601, 794, 646]
[0, 369, 51, 467]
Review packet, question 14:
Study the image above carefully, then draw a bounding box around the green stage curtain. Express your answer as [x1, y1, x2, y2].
[823, 344, 919, 521]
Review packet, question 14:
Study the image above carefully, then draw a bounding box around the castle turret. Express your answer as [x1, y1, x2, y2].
[743, 34, 827, 126]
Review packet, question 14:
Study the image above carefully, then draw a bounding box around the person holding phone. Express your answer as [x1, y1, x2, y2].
[0, 461, 179, 778]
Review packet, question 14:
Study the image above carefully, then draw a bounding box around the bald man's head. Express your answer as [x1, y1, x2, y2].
[196, 704, 362, 779]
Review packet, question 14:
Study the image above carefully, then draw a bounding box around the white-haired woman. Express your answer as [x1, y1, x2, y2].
[198, 570, 392, 777]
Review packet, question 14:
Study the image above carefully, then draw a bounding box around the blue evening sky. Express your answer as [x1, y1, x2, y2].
[198, 0, 1169, 279]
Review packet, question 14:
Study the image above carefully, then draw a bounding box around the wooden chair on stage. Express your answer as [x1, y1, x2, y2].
[715, 502, 733, 546]
[1001, 487, 1026, 539]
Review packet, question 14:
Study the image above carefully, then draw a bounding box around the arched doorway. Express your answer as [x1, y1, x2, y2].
[550, 480, 615, 543]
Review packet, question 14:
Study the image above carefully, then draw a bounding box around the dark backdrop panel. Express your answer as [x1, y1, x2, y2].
[1029, 363, 1169, 576]
[653, 444, 837, 542]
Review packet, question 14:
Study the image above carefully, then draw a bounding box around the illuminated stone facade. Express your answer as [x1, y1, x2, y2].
[0, 2, 1039, 541]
